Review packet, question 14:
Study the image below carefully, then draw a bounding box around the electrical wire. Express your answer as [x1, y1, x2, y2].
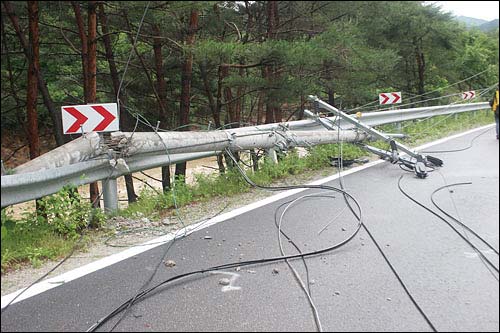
[130, 174, 162, 195]
[86, 150, 364, 331]
[397, 175, 499, 277]
[431, 173, 500, 281]
[420, 126, 494, 154]
[87, 94, 494, 330]
[400, 83, 497, 137]
[104, 202, 230, 248]
[345, 69, 491, 113]
[107, 125, 189, 331]
[87, 213, 363, 333]
[139, 170, 164, 183]
[2, 1, 155, 316]
[1, 166, 116, 314]
[333, 113, 438, 332]
[430, 183, 499, 256]
[275, 194, 336, 332]
[116, 1, 151, 114]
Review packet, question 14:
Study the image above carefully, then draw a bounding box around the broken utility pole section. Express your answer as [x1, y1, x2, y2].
[13, 129, 369, 174]
[307, 96, 443, 178]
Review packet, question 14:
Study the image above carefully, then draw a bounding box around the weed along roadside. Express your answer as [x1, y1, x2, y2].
[0, 110, 494, 287]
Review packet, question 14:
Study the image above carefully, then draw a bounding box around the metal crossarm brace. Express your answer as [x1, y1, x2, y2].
[362, 144, 416, 168]
[308, 95, 419, 159]
[306, 95, 443, 178]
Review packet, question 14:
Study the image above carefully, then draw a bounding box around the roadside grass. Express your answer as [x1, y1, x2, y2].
[1, 218, 80, 272]
[1, 109, 494, 272]
[1, 187, 105, 273]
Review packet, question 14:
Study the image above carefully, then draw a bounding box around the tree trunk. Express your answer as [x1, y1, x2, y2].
[221, 66, 236, 125]
[327, 87, 335, 107]
[1, 17, 26, 136]
[71, 1, 89, 100]
[175, 9, 199, 182]
[200, 63, 226, 174]
[98, 3, 137, 203]
[87, 0, 100, 208]
[3, 1, 65, 146]
[235, 64, 245, 127]
[152, 23, 171, 191]
[122, 11, 167, 118]
[264, 1, 280, 124]
[27, 1, 40, 160]
[257, 92, 264, 125]
[27, 1, 46, 216]
[87, 1, 97, 104]
[416, 49, 425, 99]
[263, 66, 274, 124]
[200, 63, 221, 128]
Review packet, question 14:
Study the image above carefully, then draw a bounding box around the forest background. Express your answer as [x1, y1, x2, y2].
[1, 1, 499, 203]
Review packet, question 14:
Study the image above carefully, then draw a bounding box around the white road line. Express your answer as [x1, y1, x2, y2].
[1, 123, 494, 308]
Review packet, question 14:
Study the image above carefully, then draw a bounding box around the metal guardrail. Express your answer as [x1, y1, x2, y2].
[230, 102, 490, 131]
[0, 102, 490, 209]
[1, 151, 217, 208]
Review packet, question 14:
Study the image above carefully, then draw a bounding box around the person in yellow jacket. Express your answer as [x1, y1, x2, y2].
[490, 86, 499, 139]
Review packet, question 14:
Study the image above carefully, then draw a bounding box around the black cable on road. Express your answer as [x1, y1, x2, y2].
[421, 126, 494, 154]
[397, 175, 499, 277]
[86, 169, 364, 332]
[334, 114, 438, 333]
[430, 182, 499, 255]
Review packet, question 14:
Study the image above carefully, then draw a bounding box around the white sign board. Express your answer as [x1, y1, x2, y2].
[62, 103, 119, 134]
[379, 92, 402, 105]
[461, 91, 475, 100]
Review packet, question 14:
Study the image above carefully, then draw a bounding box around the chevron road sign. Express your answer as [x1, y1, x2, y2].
[379, 92, 402, 105]
[62, 103, 119, 134]
[461, 91, 476, 100]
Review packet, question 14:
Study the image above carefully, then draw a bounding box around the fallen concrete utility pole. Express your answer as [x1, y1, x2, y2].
[14, 129, 368, 174]
[109, 129, 368, 156]
[3, 102, 489, 209]
[5, 129, 368, 210]
[12, 102, 489, 174]
[13, 132, 103, 173]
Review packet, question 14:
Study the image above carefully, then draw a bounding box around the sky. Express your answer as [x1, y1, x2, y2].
[427, 1, 500, 21]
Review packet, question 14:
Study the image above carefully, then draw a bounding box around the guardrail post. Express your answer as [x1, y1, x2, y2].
[396, 122, 402, 132]
[267, 148, 278, 164]
[102, 178, 118, 213]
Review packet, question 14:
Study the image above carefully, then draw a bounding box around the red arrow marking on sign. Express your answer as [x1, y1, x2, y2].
[380, 93, 390, 104]
[391, 92, 401, 103]
[92, 105, 115, 131]
[64, 107, 88, 133]
[470, 91, 475, 98]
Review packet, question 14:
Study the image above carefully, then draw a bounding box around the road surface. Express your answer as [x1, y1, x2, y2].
[1, 126, 498, 332]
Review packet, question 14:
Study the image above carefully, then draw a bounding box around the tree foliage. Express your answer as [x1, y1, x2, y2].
[1, 1, 498, 141]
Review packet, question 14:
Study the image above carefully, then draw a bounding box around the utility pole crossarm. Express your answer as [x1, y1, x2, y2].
[308, 95, 418, 158]
[306, 95, 443, 179]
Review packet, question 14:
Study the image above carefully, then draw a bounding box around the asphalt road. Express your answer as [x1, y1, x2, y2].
[1, 126, 498, 332]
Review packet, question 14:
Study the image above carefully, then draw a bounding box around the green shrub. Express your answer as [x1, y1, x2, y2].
[36, 186, 105, 239]
[1, 208, 82, 272]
